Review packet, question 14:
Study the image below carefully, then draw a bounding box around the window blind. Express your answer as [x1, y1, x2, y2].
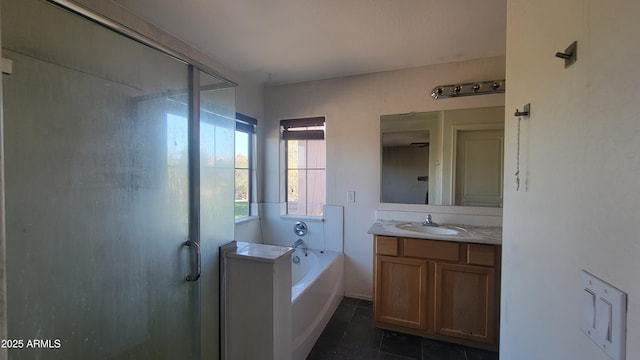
[281, 116, 325, 140]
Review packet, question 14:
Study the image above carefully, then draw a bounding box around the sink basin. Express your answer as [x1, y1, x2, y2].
[395, 223, 466, 236]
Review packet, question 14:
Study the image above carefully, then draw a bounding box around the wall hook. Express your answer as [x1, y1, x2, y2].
[514, 103, 530, 117]
[555, 41, 577, 68]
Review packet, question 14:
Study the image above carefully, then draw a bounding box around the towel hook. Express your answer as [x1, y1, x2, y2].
[514, 103, 530, 118]
[555, 41, 577, 68]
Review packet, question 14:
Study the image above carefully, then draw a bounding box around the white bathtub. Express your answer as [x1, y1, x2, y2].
[290, 248, 344, 360]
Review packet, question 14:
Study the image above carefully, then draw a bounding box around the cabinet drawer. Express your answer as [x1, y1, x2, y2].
[467, 244, 495, 266]
[375, 236, 399, 256]
[403, 238, 459, 261]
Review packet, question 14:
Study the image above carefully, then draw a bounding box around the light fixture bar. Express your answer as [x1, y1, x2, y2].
[430, 80, 506, 99]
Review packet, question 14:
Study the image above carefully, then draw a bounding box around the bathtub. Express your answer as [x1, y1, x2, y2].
[290, 248, 344, 360]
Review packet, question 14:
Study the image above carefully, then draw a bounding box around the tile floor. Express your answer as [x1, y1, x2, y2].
[307, 297, 499, 360]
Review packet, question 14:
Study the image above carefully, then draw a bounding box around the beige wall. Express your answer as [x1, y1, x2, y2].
[264, 57, 505, 298]
[502, 1, 640, 359]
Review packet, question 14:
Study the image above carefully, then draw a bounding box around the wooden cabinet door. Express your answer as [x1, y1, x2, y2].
[374, 256, 428, 330]
[434, 262, 496, 344]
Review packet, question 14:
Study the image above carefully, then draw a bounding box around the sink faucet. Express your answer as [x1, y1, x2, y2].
[422, 214, 438, 227]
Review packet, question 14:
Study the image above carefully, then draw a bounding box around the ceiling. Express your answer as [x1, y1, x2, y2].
[113, 0, 507, 86]
[382, 130, 430, 147]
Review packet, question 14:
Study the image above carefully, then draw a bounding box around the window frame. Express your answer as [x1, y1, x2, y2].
[235, 112, 257, 220]
[281, 116, 326, 217]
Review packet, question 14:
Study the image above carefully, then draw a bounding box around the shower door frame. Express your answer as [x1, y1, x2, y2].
[44, 0, 237, 88]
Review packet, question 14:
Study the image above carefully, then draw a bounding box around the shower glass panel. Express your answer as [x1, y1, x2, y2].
[2, 0, 199, 358]
[198, 73, 235, 358]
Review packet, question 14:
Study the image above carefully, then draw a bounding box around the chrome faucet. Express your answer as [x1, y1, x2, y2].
[291, 239, 307, 256]
[422, 214, 438, 227]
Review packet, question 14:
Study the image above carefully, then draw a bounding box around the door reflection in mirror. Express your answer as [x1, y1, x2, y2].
[380, 107, 504, 206]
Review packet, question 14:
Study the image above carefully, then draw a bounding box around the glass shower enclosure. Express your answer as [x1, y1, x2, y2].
[1, 0, 235, 358]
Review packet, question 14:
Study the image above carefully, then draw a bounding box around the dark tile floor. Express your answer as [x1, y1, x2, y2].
[307, 297, 499, 360]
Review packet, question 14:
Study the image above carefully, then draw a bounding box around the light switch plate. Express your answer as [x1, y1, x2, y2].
[580, 270, 627, 360]
[346, 191, 355, 203]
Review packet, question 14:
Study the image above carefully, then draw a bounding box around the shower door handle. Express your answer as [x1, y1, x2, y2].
[184, 240, 201, 281]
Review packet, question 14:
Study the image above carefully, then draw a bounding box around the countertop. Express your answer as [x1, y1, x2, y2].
[225, 241, 295, 263]
[368, 220, 502, 245]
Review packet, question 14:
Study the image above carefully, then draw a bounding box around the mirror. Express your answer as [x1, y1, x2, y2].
[381, 106, 504, 207]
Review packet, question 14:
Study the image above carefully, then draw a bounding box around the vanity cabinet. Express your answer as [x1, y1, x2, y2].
[373, 235, 501, 351]
[434, 262, 496, 344]
[375, 255, 427, 330]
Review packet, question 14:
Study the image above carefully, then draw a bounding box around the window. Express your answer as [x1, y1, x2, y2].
[235, 113, 257, 219]
[281, 117, 326, 216]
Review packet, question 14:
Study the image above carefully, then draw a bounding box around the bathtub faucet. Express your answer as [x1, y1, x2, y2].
[292, 239, 307, 256]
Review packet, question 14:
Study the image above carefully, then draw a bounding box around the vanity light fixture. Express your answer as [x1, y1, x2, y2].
[430, 80, 506, 99]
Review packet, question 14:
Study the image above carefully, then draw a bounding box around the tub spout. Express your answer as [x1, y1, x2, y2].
[292, 239, 304, 248]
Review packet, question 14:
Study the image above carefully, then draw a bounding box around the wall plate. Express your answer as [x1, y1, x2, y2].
[563, 41, 578, 68]
[580, 270, 627, 360]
